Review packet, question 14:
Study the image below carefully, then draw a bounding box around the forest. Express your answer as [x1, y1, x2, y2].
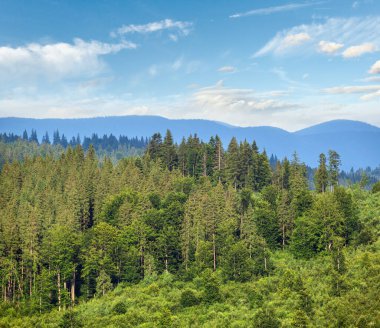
[0, 130, 379, 327]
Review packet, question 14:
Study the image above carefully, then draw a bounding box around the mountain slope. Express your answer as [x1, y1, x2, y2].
[0, 116, 379, 169]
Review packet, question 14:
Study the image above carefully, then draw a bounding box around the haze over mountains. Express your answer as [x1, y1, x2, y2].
[1, 116, 379, 170]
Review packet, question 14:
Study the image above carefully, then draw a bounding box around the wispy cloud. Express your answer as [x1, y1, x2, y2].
[254, 16, 380, 57]
[217, 66, 236, 73]
[369, 60, 380, 74]
[360, 90, 380, 100]
[323, 84, 380, 100]
[230, 2, 317, 18]
[323, 85, 380, 94]
[342, 43, 376, 58]
[193, 81, 297, 112]
[111, 19, 192, 40]
[360, 76, 380, 82]
[0, 38, 136, 80]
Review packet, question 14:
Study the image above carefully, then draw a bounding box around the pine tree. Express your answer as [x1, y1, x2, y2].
[29, 129, 39, 143]
[42, 132, 51, 144]
[315, 153, 328, 193]
[226, 137, 240, 189]
[162, 130, 177, 171]
[61, 134, 68, 148]
[239, 140, 252, 188]
[177, 137, 187, 176]
[212, 135, 224, 182]
[53, 130, 61, 146]
[147, 133, 162, 161]
[256, 150, 272, 191]
[328, 150, 341, 192]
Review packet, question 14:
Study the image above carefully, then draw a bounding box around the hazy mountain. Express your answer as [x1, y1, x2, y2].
[1, 116, 379, 169]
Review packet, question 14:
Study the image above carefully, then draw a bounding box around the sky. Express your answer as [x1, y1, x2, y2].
[0, 0, 380, 131]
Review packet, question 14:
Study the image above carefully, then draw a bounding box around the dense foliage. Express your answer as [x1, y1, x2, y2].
[0, 130, 379, 327]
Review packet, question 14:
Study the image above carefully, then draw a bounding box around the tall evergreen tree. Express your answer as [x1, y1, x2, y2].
[226, 137, 240, 189]
[328, 150, 341, 192]
[42, 131, 51, 144]
[162, 130, 177, 171]
[53, 130, 61, 146]
[315, 153, 328, 193]
[29, 129, 39, 143]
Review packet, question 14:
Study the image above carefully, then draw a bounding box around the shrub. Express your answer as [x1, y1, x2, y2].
[112, 301, 127, 314]
[180, 289, 199, 307]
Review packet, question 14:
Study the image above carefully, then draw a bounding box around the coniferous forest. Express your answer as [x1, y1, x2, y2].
[0, 130, 379, 327]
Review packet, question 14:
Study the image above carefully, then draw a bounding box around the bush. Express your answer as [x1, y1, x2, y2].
[59, 310, 83, 328]
[180, 289, 199, 307]
[112, 301, 127, 314]
[372, 181, 380, 193]
[253, 307, 280, 328]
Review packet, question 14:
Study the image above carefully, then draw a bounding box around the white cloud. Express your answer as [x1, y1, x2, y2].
[323, 85, 380, 94]
[369, 60, 380, 74]
[318, 40, 344, 54]
[230, 2, 317, 18]
[342, 42, 376, 58]
[112, 19, 192, 39]
[360, 90, 380, 100]
[217, 66, 236, 73]
[360, 76, 380, 82]
[254, 16, 380, 57]
[284, 33, 311, 46]
[0, 38, 135, 80]
[323, 83, 380, 101]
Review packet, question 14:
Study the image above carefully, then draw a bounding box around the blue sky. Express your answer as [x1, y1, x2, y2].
[0, 0, 379, 130]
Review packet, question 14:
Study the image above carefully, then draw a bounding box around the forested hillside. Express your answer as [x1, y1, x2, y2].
[1, 116, 380, 169]
[0, 131, 147, 168]
[0, 130, 379, 327]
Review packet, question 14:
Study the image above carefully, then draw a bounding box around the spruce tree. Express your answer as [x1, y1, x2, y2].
[226, 137, 240, 189]
[315, 153, 328, 193]
[328, 150, 341, 192]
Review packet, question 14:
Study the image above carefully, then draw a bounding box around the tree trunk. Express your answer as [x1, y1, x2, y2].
[63, 281, 67, 310]
[264, 248, 267, 271]
[203, 152, 207, 177]
[240, 215, 244, 239]
[57, 270, 61, 311]
[71, 270, 75, 305]
[165, 256, 168, 273]
[212, 233, 216, 271]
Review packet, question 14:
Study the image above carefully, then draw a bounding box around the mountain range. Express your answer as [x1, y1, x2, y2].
[1, 116, 379, 170]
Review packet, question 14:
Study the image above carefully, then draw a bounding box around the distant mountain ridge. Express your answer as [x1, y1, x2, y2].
[1, 116, 379, 169]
